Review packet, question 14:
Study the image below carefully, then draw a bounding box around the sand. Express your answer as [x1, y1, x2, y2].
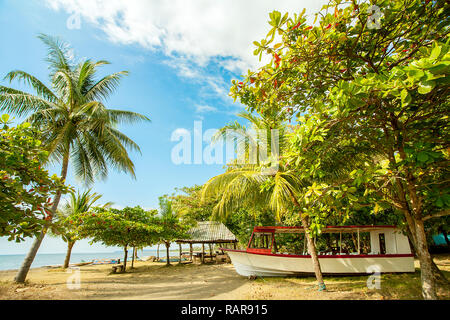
[0, 255, 449, 300]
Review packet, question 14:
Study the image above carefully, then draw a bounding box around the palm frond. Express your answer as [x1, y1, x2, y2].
[0, 87, 55, 116]
[85, 71, 129, 101]
[4, 70, 58, 103]
[107, 109, 150, 124]
[37, 33, 73, 75]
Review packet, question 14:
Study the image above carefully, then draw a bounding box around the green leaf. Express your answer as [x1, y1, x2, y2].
[1, 114, 10, 122]
[430, 44, 441, 61]
[417, 151, 429, 162]
[418, 80, 435, 94]
[400, 89, 411, 106]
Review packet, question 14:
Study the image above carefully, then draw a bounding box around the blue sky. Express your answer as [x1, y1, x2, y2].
[0, 0, 326, 255]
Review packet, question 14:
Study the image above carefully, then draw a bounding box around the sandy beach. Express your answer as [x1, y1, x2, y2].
[0, 255, 449, 300]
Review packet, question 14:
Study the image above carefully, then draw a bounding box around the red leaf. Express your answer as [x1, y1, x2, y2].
[291, 21, 302, 30]
[274, 53, 281, 62]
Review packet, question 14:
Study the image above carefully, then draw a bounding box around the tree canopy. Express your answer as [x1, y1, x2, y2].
[228, 0, 449, 299]
[0, 114, 68, 242]
[72, 206, 161, 271]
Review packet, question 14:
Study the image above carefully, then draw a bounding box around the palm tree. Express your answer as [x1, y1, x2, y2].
[201, 111, 327, 290]
[0, 34, 150, 282]
[54, 189, 112, 268]
[158, 196, 178, 266]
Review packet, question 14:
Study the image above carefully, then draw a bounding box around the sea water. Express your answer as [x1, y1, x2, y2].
[0, 249, 175, 271]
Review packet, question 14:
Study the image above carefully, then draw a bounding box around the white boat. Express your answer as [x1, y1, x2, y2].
[222, 225, 415, 277]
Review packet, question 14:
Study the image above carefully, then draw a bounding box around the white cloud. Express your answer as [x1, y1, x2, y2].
[45, 0, 329, 107]
[195, 104, 217, 113]
[46, 0, 328, 72]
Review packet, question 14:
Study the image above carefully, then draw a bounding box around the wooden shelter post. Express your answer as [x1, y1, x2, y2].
[209, 243, 213, 262]
[189, 243, 193, 261]
[178, 243, 182, 264]
[201, 243, 205, 264]
[357, 229, 360, 254]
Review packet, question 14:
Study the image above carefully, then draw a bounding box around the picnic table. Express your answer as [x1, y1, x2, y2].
[193, 252, 216, 263]
[111, 264, 124, 273]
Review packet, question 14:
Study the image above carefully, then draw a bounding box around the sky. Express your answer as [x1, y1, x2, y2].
[0, 0, 328, 255]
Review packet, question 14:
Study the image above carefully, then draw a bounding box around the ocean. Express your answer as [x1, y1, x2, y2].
[0, 249, 177, 271]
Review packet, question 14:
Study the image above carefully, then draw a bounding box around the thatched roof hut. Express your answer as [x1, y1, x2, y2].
[176, 221, 238, 244]
[175, 221, 238, 263]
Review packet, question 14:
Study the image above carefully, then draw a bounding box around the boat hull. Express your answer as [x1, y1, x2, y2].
[224, 250, 415, 277]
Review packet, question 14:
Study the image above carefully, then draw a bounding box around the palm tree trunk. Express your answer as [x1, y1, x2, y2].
[131, 247, 136, 269]
[300, 215, 326, 290]
[123, 245, 128, 272]
[63, 241, 75, 269]
[15, 152, 69, 283]
[287, 188, 325, 290]
[165, 242, 171, 266]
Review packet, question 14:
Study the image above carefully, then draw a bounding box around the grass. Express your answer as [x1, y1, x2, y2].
[251, 268, 450, 300]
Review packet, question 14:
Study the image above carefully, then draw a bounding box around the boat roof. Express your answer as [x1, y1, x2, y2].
[253, 225, 398, 234]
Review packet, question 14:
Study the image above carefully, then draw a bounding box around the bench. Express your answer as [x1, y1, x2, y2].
[111, 264, 124, 273]
[193, 253, 216, 263]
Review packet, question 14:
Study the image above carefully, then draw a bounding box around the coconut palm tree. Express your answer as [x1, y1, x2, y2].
[53, 189, 113, 268]
[158, 195, 178, 266]
[0, 34, 150, 282]
[201, 111, 327, 290]
[213, 110, 288, 167]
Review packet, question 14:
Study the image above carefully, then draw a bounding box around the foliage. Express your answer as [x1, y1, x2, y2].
[72, 206, 162, 249]
[170, 185, 218, 223]
[51, 189, 112, 244]
[224, 207, 276, 246]
[229, 0, 449, 298]
[230, 0, 449, 223]
[158, 195, 191, 243]
[1, 34, 149, 282]
[0, 34, 150, 184]
[0, 115, 68, 241]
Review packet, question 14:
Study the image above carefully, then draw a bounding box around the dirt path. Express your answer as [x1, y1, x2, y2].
[0, 255, 448, 300]
[0, 262, 251, 300]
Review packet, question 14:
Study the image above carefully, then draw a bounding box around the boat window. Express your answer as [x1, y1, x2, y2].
[249, 233, 272, 249]
[359, 232, 371, 254]
[379, 233, 386, 254]
[274, 232, 306, 254]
